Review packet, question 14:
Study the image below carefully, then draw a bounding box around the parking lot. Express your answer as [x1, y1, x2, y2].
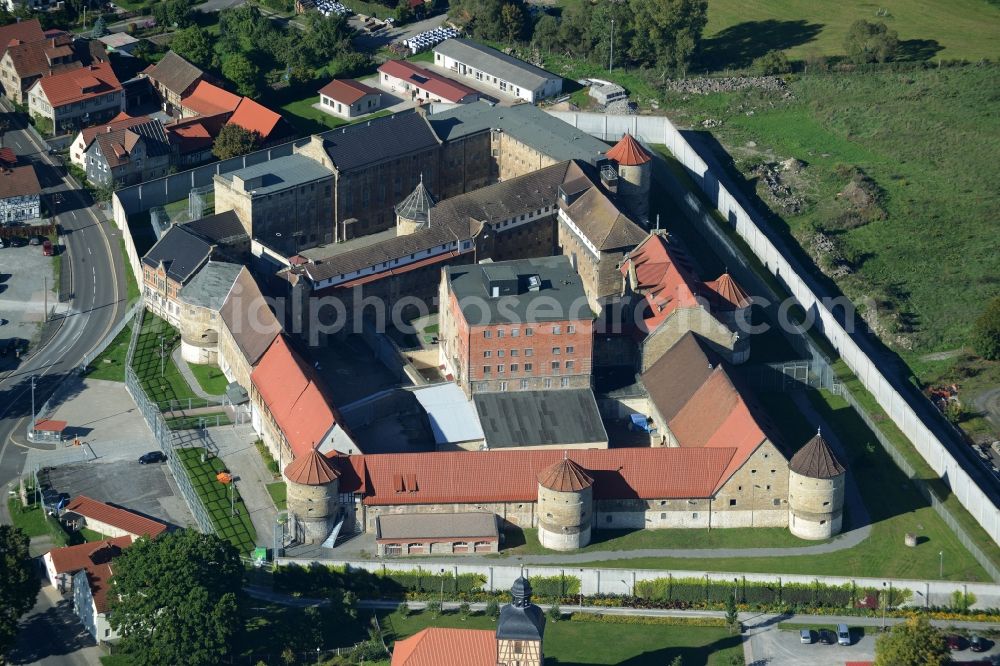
[0, 241, 60, 373]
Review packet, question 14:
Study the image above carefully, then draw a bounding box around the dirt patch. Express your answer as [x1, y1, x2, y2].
[829, 166, 888, 230]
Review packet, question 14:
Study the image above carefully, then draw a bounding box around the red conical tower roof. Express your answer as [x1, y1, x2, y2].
[283, 447, 340, 486]
[709, 272, 751, 309]
[537, 457, 594, 492]
[606, 133, 652, 166]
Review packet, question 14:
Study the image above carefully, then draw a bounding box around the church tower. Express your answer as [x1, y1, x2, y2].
[395, 175, 435, 236]
[496, 577, 545, 666]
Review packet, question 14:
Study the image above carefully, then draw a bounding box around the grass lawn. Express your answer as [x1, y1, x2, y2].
[187, 363, 230, 395]
[84, 323, 131, 382]
[130, 313, 204, 407]
[384, 610, 744, 666]
[700, 0, 1000, 68]
[279, 94, 392, 137]
[175, 447, 257, 554]
[7, 498, 69, 547]
[265, 481, 287, 511]
[164, 412, 232, 430]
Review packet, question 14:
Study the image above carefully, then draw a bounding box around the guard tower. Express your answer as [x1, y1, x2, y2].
[788, 429, 846, 540]
[283, 447, 340, 544]
[395, 175, 435, 236]
[536, 457, 594, 551]
[605, 133, 652, 225]
[496, 577, 545, 666]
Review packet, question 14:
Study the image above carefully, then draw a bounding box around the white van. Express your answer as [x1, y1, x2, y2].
[837, 624, 851, 646]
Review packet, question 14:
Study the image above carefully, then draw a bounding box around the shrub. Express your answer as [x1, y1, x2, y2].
[427, 600, 442, 617]
[971, 297, 1000, 360]
[459, 601, 471, 619]
[547, 603, 562, 621]
[752, 50, 791, 75]
[844, 20, 899, 64]
[485, 597, 500, 618]
[568, 613, 727, 628]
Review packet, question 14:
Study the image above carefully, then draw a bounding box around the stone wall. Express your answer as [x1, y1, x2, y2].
[710, 440, 790, 528]
[538, 483, 592, 550]
[285, 476, 339, 544]
[639, 307, 739, 373]
[177, 298, 219, 365]
[789, 469, 845, 539]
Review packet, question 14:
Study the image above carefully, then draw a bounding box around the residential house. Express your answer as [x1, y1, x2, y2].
[42, 535, 131, 592]
[227, 97, 285, 145]
[27, 61, 124, 133]
[180, 81, 286, 145]
[433, 38, 562, 103]
[0, 33, 79, 104]
[180, 80, 240, 119]
[142, 50, 207, 115]
[164, 112, 228, 167]
[69, 112, 149, 167]
[318, 79, 382, 120]
[61, 495, 167, 539]
[83, 117, 171, 186]
[0, 163, 40, 224]
[377, 60, 479, 105]
[0, 18, 44, 99]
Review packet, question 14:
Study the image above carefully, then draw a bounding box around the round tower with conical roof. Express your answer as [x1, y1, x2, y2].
[283, 447, 340, 544]
[606, 133, 652, 225]
[788, 429, 846, 540]
[496, 577, 545, 666]
[395, 175, 435, 236]
[707, 271, 752, 364]
[536, 456, 594, 551]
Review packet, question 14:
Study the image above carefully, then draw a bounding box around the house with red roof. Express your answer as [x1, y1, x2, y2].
[27, 60, 123, 133]
[61, 495, 168, 540]
[0, 32, 82, 104]
[621, 231, 751, 370]
[180, 81, 287, 145]
[69, 112, 149, 167]
[378, 59, 479, 105]
[318, 78, 382, 120]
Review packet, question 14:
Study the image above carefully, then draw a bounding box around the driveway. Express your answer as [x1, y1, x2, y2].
[7, 583, 102, 666]
[746, 622, 875, 666]
[350, 14, 447, 51]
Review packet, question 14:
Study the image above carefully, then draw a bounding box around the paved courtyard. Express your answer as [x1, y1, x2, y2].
[0, 242, 61, 376]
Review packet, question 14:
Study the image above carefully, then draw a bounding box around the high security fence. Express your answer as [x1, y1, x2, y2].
[546, 111, 999, 557]
[123, 307, 216, 535]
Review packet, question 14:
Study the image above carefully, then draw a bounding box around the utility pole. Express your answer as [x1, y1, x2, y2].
[30, 375, 36, 428]
[609, 19, 615, 73]
[939, 551, 944, 578]
[43, 276, 47, 323]
[159, 335, 165, 377]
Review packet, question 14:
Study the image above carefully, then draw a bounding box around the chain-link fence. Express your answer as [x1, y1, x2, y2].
[188, 184, 213, 221]
[124, 307, 216, 535]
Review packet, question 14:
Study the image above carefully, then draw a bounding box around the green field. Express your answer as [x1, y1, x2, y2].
[175, 448, 257, 554]
[658, 65, 1000, 428]
[701, 0, 1000, 67]
[164, 412, 232, 430]
[382, 611, 744, 666]
[265, 481, 287, 511]
[187, 363, 230, 396]
[130, 313, 204, 407]
[84, 323, 132, 382]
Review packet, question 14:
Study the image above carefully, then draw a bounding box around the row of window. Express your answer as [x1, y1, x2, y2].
[483, 360, 575, 374]
[477, 377, 572, 391]
[482, 346, 575, 358]
[483, 324, 576, 339]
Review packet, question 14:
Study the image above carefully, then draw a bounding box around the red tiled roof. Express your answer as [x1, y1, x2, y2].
[340, 447, 735, 505]
[165, 112, 228, 155]
[0, 164, 41, 199]
[228, 98, 282, 139]
[318, 78, 379, 105]
[78, 113, 148, 151]
[64, 495, 167, 538]
[47, 535, 132, 575]
[83, 561, 115, 613]
[181, 80, 241, 117]
[537, 458, 593, 492]
[606, 133, 651, 166]
[251, 335, 349, 459]
[0, 147, 15, 166]
[35, 62, 121, 108]
[5, 35, 79, 79]
[284, 447, 340, 486]
[391, 628, 496, 666]
[704, 272, 750, 310]
[378, 60, 478, 104]
[0, 19, 44, 51]
[622, 234, 703, 333]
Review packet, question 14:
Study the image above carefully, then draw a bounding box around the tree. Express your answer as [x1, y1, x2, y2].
[222, 53, 260, 97]
[972, 296, 1000, 360]
[531, 14, 559, 52]
[500, 2, 527, 44]
[485, 597, 500, 618]
[458, 601, 471, 619]
[108, 530, 242, 666]
[91, 16, 107, 39]
[212, 124, 261, 160]
[395, 0, 413, 25]
[874, 617, 948, 666]
[752, 50, 791, 75]
[627, 0, 708, 78]
[0, 526, 40, 660]
[546, 602, 561, 621]
[171, 26, 214, 69]
[844, 20, 899, 64]
[426, 600, 442, 617]
[724, 594, 739, 632]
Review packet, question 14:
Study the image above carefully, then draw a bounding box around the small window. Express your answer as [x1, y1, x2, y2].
[511, 364, 518, 372]
[770, 469, 776, 474]
[524, 363, 533, 372]
[483, 366, 491, 374]
[511, 329, 520, 337]
[660, 513, 666, 519]
[692, 512, 699, 519]
[567, 325, 576, 333]
[497, 350, 505, 358]
[520, 379, 529, 389]
[498, 365, 505, 373]
[822, 501, 830, 506]
[483, 330, 492, 339]
[525, 348, 534, 357]
[552, 347, 561, 355]
[566, 346, 575, 354]
[820, 520, 827, 525]
[560, 377, 570, 387]
[510, 349, 519, 357]
[751, 469, 757, 474]
[499, 381, 508, 390]
[773, 498, 781, 506]
[552, 325, 561, 335]
[729, 499, 737, 507]
[659, 500, 666, 506]
[525, 328, 533, 336]
[544, 378, 552, 388]
[497, 329, 505, 338]
[483, 350, 492, 358]
[551, 361, 560, 369]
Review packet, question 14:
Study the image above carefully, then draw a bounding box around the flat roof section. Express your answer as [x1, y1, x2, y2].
[473, 389, 608, 449]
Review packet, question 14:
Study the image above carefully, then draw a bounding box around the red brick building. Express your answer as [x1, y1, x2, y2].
[439, 256, 593, 395]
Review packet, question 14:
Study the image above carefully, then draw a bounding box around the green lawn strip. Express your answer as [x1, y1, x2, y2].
[385, 610, 743, 666]
[164, 412, 232, 430]
[186, 363, 230, 395]
[84, 323, 131, 382]
[130, 313, 203, 406]
[573, 388, 988, 581]
[266, 481, 287, 511]
[175, 448, 257, 555]
[119, 238, 140, 306]
[7, 498, 69, 547]
[99, 656, 132, 666]
[701, 0, 1000, 64]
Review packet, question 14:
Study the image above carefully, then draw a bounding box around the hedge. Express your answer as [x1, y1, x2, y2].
[569, 613, 727, 628]
[633, 576, 909, 609]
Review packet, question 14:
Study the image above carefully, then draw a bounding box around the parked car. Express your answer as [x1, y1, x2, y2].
[946, 634, 964, 650]
[138, 451, 167, 464]
[818, 629, 835, 645]
[42, 239, 53, 256]
[799, 629, 813, 644]
[837, 624, 851, 646]
[28, 236, 40, 245]
[970, 635, 986, 652]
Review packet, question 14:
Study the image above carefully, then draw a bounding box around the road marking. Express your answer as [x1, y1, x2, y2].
[88, 246, 92, 255]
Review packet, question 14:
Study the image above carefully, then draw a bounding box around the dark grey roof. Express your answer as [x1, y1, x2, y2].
[434, 38, 558, 91]
[144, 51, 204, 96]
[497, 579, 545, 641]
[445, 256, 589, 325]
[394, 176, 435, 223]
[376, 512, 498, 540]
[217, 153, 333, 197]
[790, 431, 845, 479]
[181, 210, 248, 246]
[317, 109, 440, 172]
[141, 225, 213, 284]
[428, 102, 608, 165]
[178, 261, 242, 311]
[429, 160, 569, 230]
[473, 389, 608, 448]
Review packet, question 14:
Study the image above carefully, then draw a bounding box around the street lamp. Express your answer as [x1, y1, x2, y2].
[439, 567, 446, 606]
[608, 19, 615, 73]
[939, 551, 944, 579]
[881, 582, 887, 631]
[579, 568, 584, 610]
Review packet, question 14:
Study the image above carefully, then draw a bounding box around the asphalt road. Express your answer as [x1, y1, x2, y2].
[0, 108, 126, 523]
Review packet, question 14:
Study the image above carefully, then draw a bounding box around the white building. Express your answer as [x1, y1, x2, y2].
[0, 164, 41, 224]
[433, 38, 562, 103]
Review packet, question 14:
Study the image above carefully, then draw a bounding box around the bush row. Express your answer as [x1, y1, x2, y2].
[633, 577, 909, 609]
[569, 613, 727, 628]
